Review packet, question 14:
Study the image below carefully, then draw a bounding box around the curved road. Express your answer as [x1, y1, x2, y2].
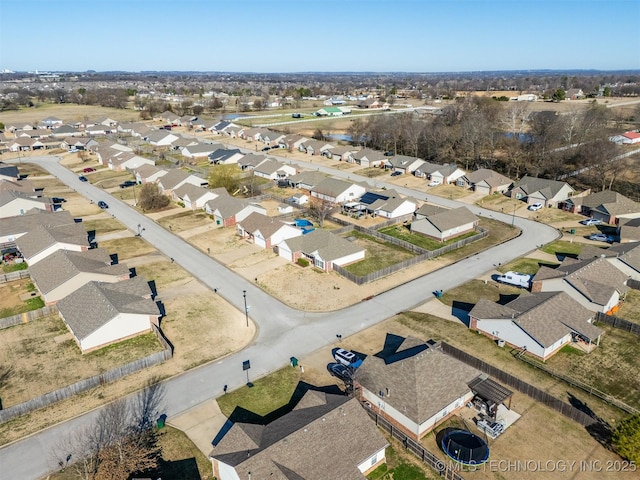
[0, 155, 559, 479]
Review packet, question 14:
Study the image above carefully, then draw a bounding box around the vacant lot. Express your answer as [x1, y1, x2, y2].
[0, 104, 141, 126]
[157, 210, 212, 233]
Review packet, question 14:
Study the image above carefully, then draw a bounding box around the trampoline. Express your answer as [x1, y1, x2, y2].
[441, 429, 489, 465]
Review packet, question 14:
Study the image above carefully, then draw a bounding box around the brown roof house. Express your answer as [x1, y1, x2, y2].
[355, 336, 482, 440]
[0, 190, 56, 218]
[564, 190, 640, 225]
[28, 248, 130, 304]
[469, 291, 603, 361]
[172, 184, 225, 210]
[618, 218, 640, 243]
[531, 257, 630, 313]
[236, 212, 302, 249]
[508, 175, 574, 208]
[15, 222, 89, 265]
[458, 168, 514, 195]
[579, 242, 640, 281]
[204, 196, 266, 227]
[278, 229, 365, 272]
[210, 391, 388, 480]
[310, 178, 366, 204]
[157, 169, 208, 196]
[56, 277, 160, 353]
[410, 206, 478, 242]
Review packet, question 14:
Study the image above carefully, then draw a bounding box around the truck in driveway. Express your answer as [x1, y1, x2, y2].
[496, 271, 531, 288]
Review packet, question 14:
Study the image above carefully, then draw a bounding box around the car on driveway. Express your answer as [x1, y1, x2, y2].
[97, 200, 109, 209]
[580, 218, 602, 226]
[78, 175, 88, 182]
[327, 363, 353, 383]
[390, 170, 402, 177]
[119, 180, 136, 188]
[83, 167, 95, 173]
[589, 233, 614, 242]
[428, 179, 441, 187]
[528, 202, 543, 211]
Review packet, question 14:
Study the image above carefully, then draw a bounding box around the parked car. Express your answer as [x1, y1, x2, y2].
[327, 363, 353, 383]
[580, 218, 602, 226]
[428, 179, 441, 187]
[390, 170, 402, 177]
[528, 202, 543, 211]
[83, 167, 95, 173]
[495, 271, 531, 288]
[383, 151, 394, 156]
[69, 148, 78, 153]
[97, 201, 109, 209]
[589, 233, 614, 242]
[261, 146, 271, 151]
[119, 180, 136, 188]
[52, 197, 67, 203]
[78, 175, 88, 182]
[291, 113, 302, 118]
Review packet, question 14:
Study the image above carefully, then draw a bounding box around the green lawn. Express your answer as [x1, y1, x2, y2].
[379, 224, 477, 251]
[540, 240, 583, 258]
[341, 230, 415, 276]
[1, 262, 28, 273]
[497, 257, 559, 275]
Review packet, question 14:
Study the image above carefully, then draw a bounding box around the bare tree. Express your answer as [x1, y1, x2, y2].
[307, 199, 335, 228]
[501, 102, 531, 137]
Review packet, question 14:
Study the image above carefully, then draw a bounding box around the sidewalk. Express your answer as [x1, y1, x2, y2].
[167, 399, 228, 456]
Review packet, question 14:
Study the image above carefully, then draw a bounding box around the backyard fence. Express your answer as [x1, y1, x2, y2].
[439, 342, 601, 428]
[0, 324, 173, 423]
[595, 311, 640, 336]
[0, 305, 58, 330]
[0, 269, 30, 284]
[364, 407, 465, 480]
[626, 278, 640, 291]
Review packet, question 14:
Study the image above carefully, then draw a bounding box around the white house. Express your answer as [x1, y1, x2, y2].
[236, 212, 302, 249]
[410, 206, 478, 241]
[14, 223, 90, 265]
[278, 229, 365, 272]
[0, 191, 55, 218]
[310, 178, 367, 204]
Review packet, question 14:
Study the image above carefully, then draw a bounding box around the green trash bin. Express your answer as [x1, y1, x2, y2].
[290, 357, 298, 367]
[157, 415, 166, 429]
[570, 228, 576, 235]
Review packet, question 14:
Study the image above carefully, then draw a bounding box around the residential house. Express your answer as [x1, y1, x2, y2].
[108, 152, 155, 171]
[14, 222, 90, 265]
[261, 130, 285, 147]
[566, 88, 585, 100]
[172, 184, 225, 209]
[351, 149, 387, 168]
[56, 277, 160, 353]
[0, 163, 19, 181]
[28, 248, 130, 304]
[94, 116, 119, 127]
[278, 229, 365, 272]
[0, 209, 76, 244]
[563, 190, 640, 225]
[355, 336, 482, 440]
[386, 155, 424, 175]
[356, 98, 389, 109]
[40, 116, 63, 128]
[531, 257, 629, 313]
[7, 137, 41, 152]
[618, 218, 640, 243]
[147, 130, 180, 146]
[208, 148, 245, 165]
[458, 168, 514, 195]
[154, 111, 180, 125]
[410, 206, 478, 242]
[0, 190, 56, 217]
[609, 131, 640, 145]
[299, 139, 334, 156]
[208, 120, 239, 134]
[133, 164, 168, 184]
[469, 291, 603, 361]
[0, 179, 43, 198]
[579, 242, 640, 281]
[236, 212, 302, 249]
[324, 145, 359, 161]
[310, 178, 367, 204]
[210, 391, 388, 480]
[253, 159, 297, 181]
[510, 175, 575, 207]
[85, 124, 114, 136]
[157, 169, 208, 195]
[50, 124, 81, 138]
[204, 196, 266, 227]
[277, 134, 309, 151]
[181, 142, 223, 159]
[287, 171, 328, 191]
[240, 127, 270, 142]
[358, 190, 416, 218]
[61, 137, 99, 151]
[415, 162, 466, 185]
[237, 154, 269, 171]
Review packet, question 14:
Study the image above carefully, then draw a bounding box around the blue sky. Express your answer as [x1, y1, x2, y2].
[1, 0, 639, 72]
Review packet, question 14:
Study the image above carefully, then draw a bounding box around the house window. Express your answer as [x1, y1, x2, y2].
[371, 455, 377, 466]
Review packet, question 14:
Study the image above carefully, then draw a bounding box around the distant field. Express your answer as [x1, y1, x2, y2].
[0, 104, 141, 125]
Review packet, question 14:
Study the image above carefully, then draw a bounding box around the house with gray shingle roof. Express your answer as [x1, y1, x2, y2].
[458, 168, 514, 195]
[414, 162, 466, 185]
[57, 277, 160, 353]
[579, 241, 640, 282]
[311, 178, 366, 204]
[29, 248, 130, 304]
[278, 229, 365, 271]
[236, 212, 302, 249]
[0, 209, 76, 244]
[531, 257, 629, 313]
[204, 196, 266, 227]
[287, 170, 328, 190]
[253, 159, 297, 181]
[564, 190, 640, 225]
[618, 218, 640, 243]
[15, 222, 89, 265]
[208, 148, 245, 165]
[508, 175, 574, 208]
[410, 206, 478, 241]
[181, 142, 223, 159]
[469, 291, 603, 360]
[157, 169, 208, 195]
[133, 164, 168, 184]
[386, 155, 425, 174]
[146, 130, 180, 146]
[355, 336, 482, 440]
[237, 154, 269, 171]
[107, 151, 155, 171]
[0, 190, 56, 218]
[299, 139, 334, 156]
[172, 183, 224, 210]
[0, 163, 20, 181]
[210, 391, 388, 480]
[324, 145, 359, 161]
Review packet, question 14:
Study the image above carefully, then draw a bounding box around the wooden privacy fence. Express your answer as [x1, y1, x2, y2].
[595, 311, 640, 336]
[0, 305, 58, 330]
[365, 407, 465, 480]
[439, 342, 601, 428]
[0, 324, 172, 423]
[0, 269, 30, 284]
[627, 278, 640, 290]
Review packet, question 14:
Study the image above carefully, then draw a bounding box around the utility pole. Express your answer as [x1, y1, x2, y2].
[243, 290, 249, 327]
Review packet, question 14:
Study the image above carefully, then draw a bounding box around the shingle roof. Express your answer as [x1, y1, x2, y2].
[0, 190, 53, 208]
[238, 212, 290, 239]
[15, 223, 89, 259]
[211, 392, 388, 480]
[28, 248, 129, 295]
[157, 169, 190, 189]
[579, 190, 640, 217]
[0, 209, 76, 238]
[465, 168, 513, 187]
[517, 175, 573, 199]
[422, 206, 478, 232]
[311, 178, 355, 197]
[356, 338, 481, 424]
[283, 229, 364, 262]
[57, 277, 158, 341]
[206, 195, 251, 218]
[288, 170, 328, 187]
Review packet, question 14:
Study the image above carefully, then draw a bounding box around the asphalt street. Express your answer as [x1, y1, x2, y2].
[0, 155, 558, 479]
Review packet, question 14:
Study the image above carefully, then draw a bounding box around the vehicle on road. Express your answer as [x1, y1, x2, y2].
[291, 113, 302, 118]
[589, 233, 614, 242]
[261, 146, 271, 151]
[495, 271, 531, 288]
[390, 170, 402, 177]
[327, 363, 353, 382]
[97, 200, 109, 209]
[83, 167, 95, 173]
[580, 218, 602, 226]
[528, 202, 543, 211]
[428, 179, 441, 187]
[119, 180, 136, 188]
[78, 175, 88, 182]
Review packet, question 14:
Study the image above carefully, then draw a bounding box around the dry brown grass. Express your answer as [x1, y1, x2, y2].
[0, 104, 141, 126]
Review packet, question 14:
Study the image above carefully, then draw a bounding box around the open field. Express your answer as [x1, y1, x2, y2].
[0, 104, 141, 126]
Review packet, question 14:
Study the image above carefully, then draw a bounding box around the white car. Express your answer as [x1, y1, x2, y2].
[428, 180, 441, 187]
[580, 218, 603, 226]
[528, 203, 543, 211]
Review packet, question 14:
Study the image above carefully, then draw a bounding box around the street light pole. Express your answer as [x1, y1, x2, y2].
[243, 290, 248, 327]
[512, 204, 516, 227]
